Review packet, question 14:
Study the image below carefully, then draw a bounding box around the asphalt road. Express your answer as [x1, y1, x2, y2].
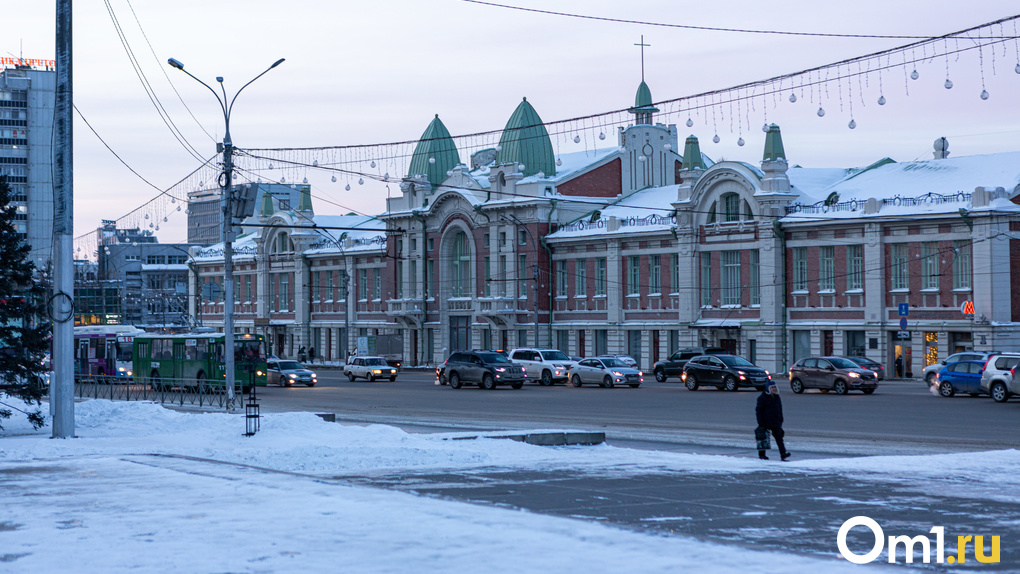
[257, 368, 1020, 457]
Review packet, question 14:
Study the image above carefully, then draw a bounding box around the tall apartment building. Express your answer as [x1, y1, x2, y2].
[0, 62, 56, 271]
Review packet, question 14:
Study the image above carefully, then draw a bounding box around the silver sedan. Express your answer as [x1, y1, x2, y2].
[569, 357, 643, 388]
[267, 360, 317, 387]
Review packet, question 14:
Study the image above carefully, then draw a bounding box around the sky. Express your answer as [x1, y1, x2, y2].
[5, 396, 1019, 571]
[8, 1, 1020, 245]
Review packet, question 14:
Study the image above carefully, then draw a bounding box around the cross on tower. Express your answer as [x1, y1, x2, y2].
[634, 35, 650, 82]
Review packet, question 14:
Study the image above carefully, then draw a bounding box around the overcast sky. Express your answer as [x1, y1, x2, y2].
[10, 1, 1020, 243]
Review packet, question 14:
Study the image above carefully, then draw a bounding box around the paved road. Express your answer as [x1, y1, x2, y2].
[258, 368, 1020, 456]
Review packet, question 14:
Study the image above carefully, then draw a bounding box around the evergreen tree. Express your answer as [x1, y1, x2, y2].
[0, 175, 48, 430]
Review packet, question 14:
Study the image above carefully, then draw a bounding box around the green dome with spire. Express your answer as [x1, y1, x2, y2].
[634, 81, 653, 109]
[495, 97, 556, 177]
[259, 186, 274, 217]
[762, 124, 787, 162]
[681, 135, 707, 170]
[407, 115, 461, 188]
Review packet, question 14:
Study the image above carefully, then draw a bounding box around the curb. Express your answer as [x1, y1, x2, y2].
[447, 431, 605, 446]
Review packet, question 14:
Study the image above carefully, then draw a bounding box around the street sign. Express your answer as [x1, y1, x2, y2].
[898, 303, 909, 317]
[895, 331, 912, 341]
[201, 281, 222, 302]
[899, 317, 908, 330]
[253, 318, 270, 326]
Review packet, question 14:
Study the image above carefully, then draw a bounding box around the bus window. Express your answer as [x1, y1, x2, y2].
[196, 339, 209, 360]
[115, 341, 132, 362]
[94, 338, 105, 359]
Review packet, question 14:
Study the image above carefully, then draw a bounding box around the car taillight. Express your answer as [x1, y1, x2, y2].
[983, 358, 992, 373]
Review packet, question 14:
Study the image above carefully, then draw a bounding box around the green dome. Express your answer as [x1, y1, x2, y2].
[681, 135, 707, 170]
[762, 124, 787, 162]
[635, 81, 653, 108]
[496, 97, 556, 177]
[407, 115, 461, 188]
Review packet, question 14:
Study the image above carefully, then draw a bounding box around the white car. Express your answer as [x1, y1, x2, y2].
[343, 356, 398, 382]
[508, 348, 576, 386]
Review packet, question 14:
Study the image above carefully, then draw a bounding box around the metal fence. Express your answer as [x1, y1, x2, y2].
[73, 375, 245, 409]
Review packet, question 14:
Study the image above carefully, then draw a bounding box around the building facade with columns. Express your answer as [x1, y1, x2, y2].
[188, 80, 1020, 377]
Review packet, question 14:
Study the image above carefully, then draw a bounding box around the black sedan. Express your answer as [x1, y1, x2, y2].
[681, 354, 772, 391]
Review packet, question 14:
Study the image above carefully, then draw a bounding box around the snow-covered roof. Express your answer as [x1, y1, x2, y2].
[549, 184, 677, 239]
[140, 264, 189, 272]
[303, 214, 387, 255]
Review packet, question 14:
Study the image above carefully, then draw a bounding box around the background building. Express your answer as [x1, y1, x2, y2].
[187, 182, 308, 243]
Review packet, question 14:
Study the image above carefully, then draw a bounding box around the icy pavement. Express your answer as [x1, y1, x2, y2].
[2, 398, 1017, 572]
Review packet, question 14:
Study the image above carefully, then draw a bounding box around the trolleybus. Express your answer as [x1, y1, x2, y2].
[74, 325, 146, 381]
[132, 333, 268, 392]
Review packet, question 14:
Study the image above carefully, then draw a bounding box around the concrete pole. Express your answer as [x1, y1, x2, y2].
[222, 139, 235, 408]
[51, 0, 74, 438]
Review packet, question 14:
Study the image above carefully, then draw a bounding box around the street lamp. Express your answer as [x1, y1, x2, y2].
[501, 214, 539, 347]
[168, 57, 284, 408]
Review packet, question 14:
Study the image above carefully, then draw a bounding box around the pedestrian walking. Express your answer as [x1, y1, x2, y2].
[895, 355, 903, 378]
[756, 380, 790, 461]
[309, 347, 316, 363]
[299, 346, 307, 362]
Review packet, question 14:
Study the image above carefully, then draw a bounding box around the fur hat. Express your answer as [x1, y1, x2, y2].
[766, 380, 777, 391]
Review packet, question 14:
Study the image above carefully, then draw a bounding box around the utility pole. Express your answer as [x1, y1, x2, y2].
[51, 0, 74, 438]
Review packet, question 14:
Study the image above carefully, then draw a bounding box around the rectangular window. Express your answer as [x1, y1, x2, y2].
[498, 255, 507, 297]
[410, 260, 417, 298]
[819, 246, 835, 291]
[793, 247, 808, 291]
[483, 233, 489, 249]
[922, 242, 939, 290]
[595, 329, 608, 356]
[359, 269, 368, 300]
[721, 250, 741, 306]
[595, 258, 607, 295]
[671, 254, 679, 294]
[396, 262, 404, 298]
[628, 256, 641, 295]
[246, 274, 252, 302]
[847, 245, 863, 290]
[518, 254, 528, 297]
[700, 252, 712, 306]
[556, 260, 567, 296]
[312, 271, 320, 302]
[280, 275, 289, 311]
[750, 249, 760, 306]
[373, 268, 381, 299]
[556, 330, 569, 353]
[575, 259, 587, 297]
[953, 240, 971, 289]
[426, 260, 434, 297]
[427, 238, 434, 252]
[484, 256, 491, 297]
[891, 244, 908, 290]
[627, 330, 642, 365]
[649, 254, 661, 294]
[518, 230, 527, 245]
[327, 271, 335, 301]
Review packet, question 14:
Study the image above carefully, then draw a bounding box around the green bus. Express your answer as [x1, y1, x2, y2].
[132, 333, 268, 392]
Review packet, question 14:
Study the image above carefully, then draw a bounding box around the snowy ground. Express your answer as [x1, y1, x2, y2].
[2, 398, 1016, 572]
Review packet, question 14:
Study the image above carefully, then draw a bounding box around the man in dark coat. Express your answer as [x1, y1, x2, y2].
[756, 380, 790, 461]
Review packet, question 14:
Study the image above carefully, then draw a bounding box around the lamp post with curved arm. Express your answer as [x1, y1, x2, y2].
[168, 57, 284, 408]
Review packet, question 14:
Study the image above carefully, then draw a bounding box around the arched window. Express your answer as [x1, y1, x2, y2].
[278, 232, 290, 253]
[722, 193, 741, 222]
[707, 201, 717, 224]
[449, 231, 470, 297]
[744, 199, 754, 221]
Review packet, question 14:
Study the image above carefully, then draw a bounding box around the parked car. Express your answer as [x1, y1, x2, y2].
[935, 360, 988, 397]
[787, 356, 879, 395]
[923, 351, 996, 385]
[653, 347, 726, 382]
[681, 354, 771, 391]
[444, 350, 526, 389]
[267, 359, 317, 387]
[508, 348, 576, 385]
[343, 356, 398, 382]
[569, 357, 643, 388]
[844, 356, 885, 380]
[980, 353, 1020, 403]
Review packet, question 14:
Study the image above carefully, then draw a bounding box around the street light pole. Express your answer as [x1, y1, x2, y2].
[503, 214, 539, 347]
[168, 57, 284, 409]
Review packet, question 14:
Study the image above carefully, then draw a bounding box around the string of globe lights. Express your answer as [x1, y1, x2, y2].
[239, 14, 1020, 190]
[73, 158, 221, 263]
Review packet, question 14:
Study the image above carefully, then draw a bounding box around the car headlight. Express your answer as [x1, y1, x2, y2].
[737, 370, 746, 375]
[494, 367, 506, 372]
[638, 371, 643, 376]
[118, 367, 126, 372]
[256, 370, 264, 376]
[127, 370, 132, 377]
[848, 372, 860, 378]
[288, 374, 297, 379]
[310, 372, 316, 378]
[612, 371, 624, 377]
[372, 369, 382, 374]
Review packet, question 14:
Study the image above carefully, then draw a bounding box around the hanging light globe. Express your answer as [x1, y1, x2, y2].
[817, 107, 826, 117]
[370, 161, 376, 168]
[573, 135, 580, 144]
[358, 178, 364, 185]
[737, 137, 745, 147]
[518, 164, 525, 171]
[598, 132, 606, 140]
[144, 214, 149, 219]
[663, 143, 672, 151]
[176, 206, 181, 211]
[789, 93, 797, 103]
[712, 135, 720, 144]
[383, 172, 389, 180]
[163, 216, 168, 222]
[686, 118, 694, 128]
[155, 225, 160, 231]
[848, 119, 857, 129]
[345, 184, 351, 191]
[303, 177, 308, 184]
[944, 79, 953, 89]
[313, 160, 319, 167]
[910, 69, 919, 80]
[331, 175, 337, 182]
[268, 164, 274, 170]
[980, 89, 990, 100]
[280, 176, 286, 183]
[185, 209, 190, 215]
[428, 157, 435, 164]
[171, 197, 176, 203]
[878, 95, 887, 105]
[199, 181, 204, 187]
[556, 158, 562, 166]
[495, 144, 502, 152]
[762, 123, 769, 132]
[1016, 63, 1020, 74]
[638, 155, 646, 162]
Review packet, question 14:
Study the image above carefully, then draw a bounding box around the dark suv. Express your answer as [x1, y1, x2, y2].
[653, 347, 725, 382]
[681, 354, 772, 391]
[444, 350, 527, 390]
